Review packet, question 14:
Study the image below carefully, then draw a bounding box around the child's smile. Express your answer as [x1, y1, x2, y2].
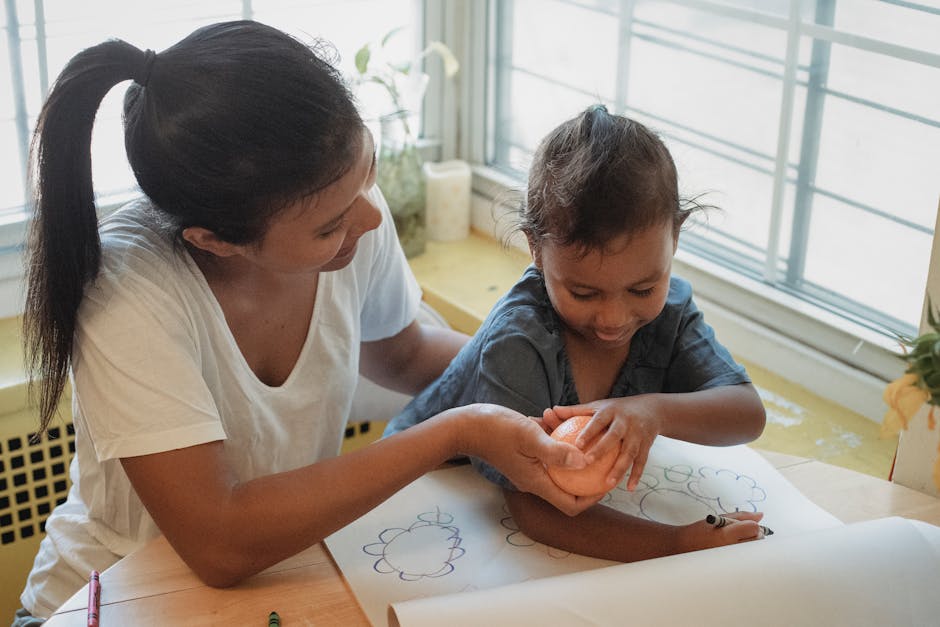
[593, 326, 633, 345]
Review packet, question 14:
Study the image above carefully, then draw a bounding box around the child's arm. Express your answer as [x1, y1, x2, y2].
[549, 384, 766, 490]
[504, 488, 764, 563]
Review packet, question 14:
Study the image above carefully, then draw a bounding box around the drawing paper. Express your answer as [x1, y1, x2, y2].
[389, 516, 940, 627]
[325, 438, 843, 626]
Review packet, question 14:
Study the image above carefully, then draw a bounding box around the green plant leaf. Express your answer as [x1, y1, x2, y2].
[369, 76, 395, 93]
[925, 369, 940, 391]
[354, 44, 371, 75]
[391, 62, 412, 75]
[381, 26, 406, 48]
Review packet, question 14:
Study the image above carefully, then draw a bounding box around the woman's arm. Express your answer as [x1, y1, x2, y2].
[504, 489, 764, 563]
[359, 319, 468, 394]
[121, 403, 588, 588]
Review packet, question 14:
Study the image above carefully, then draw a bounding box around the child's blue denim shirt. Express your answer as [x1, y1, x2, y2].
[384, 266, 750, 490]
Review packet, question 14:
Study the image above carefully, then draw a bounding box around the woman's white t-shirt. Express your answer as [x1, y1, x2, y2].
[21, 187, 421, 617]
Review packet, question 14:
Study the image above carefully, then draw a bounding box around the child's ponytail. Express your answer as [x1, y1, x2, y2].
[23, 39, 148, 434]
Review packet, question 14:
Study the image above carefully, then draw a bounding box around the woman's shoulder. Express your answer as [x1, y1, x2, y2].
[86, 198, 200, 314]
[98, 198, 183, 273]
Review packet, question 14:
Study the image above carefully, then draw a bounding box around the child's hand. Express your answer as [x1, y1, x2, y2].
[678, 511, 767, 552]
[534, 409, 562, 435]
[546, 396, 662, 491]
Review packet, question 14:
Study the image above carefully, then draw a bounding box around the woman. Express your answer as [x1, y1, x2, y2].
[16, 20, 589, 623]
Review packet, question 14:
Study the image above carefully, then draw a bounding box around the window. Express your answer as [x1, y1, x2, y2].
[484, 0, 940, 343]
[0, 0, 421, 315]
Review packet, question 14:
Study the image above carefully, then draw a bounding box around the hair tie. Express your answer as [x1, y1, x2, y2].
[590, 103, 609, 115]
[132, 49, 157, 87]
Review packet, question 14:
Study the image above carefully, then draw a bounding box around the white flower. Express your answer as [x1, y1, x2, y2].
[422, 41, 459, 77]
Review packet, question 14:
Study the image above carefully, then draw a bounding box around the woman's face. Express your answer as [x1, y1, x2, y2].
[533, 221, 677, 351]
[242, 128, 381, 275]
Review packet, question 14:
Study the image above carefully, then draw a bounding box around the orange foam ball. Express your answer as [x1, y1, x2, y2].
[546, 414, 618, 496]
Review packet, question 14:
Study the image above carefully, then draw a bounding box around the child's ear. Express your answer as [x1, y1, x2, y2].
[526, 233, 543, 269]
[181, 226, 244, 258]
[673, 214, 689, 251]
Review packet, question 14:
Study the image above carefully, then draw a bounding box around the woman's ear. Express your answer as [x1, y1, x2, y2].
[181, 226, 244, 258]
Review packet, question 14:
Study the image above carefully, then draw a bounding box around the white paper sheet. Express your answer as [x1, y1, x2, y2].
[325, 439, 843, 626]
[389, 517, 940, 627]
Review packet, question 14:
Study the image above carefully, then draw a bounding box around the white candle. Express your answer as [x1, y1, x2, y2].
[423, 160, 472, 241]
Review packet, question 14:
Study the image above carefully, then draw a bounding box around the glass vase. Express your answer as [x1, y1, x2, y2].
[376, 111, 426, 258]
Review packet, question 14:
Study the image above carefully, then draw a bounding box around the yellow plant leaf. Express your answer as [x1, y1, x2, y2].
[882, 376, 928, 435]
[883, 373, 918, 405]
[897, 385, 929, 421]
[881, 407, 904, 438]
[934, 443, 940, 492]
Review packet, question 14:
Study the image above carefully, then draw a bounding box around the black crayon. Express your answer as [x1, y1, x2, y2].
[706, 513, 774, 536]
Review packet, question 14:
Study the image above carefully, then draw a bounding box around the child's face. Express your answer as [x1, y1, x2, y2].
[533, 222, 676, 351]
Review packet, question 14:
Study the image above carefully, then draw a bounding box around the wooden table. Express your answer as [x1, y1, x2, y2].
[43, 451, 940, 626]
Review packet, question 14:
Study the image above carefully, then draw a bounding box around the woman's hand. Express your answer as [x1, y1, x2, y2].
[544, 395, 663, 491]
[451, 404, 600, 516]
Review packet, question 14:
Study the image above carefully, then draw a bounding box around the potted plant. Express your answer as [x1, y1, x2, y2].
[882, 301, 940, 492]
[353, 29, 459, 258]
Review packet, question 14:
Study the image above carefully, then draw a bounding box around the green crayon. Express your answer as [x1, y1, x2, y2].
[268, 611, 280, 626]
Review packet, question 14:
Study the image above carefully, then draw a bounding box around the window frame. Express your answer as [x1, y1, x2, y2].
[439, 0, 938, 421]
[1, 0, 935, 421]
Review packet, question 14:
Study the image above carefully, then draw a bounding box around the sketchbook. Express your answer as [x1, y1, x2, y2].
[324, 438, 940, 626]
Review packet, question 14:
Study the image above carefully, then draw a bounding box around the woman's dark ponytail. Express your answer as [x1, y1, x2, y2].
[24, 39, 147, 434]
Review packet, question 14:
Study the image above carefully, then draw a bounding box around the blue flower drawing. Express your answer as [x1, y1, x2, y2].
[363, 507, 465, 581]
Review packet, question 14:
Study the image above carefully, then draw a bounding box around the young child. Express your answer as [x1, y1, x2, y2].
[15, 21, 590, 624]
[385, 104, 768, 562]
